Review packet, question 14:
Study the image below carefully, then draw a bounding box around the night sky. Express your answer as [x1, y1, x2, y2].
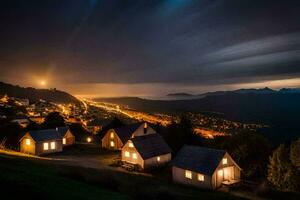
[1, 0, 300, 97]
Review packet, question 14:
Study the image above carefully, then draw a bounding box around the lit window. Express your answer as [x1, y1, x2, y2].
[25, 139, 31, 146]
[63, 138, 66, 145]
[198, 174, 204, 181]
[185, 170, 192, 179]
[87, 137, 92, 143]
[43, 143, 49, 150]
[110, 141, 115, 147]
[222, 158, 228, 165]
[144, 123, 148, 129]
[218, 170, 223, 176]
[128, 142, 134, 148]
[50, 142, 56, 149]
[110, 132, 114, 139]
[125, 151, 130, 157]
[132, 153, 137, 159]
[157, 156, 160, 162]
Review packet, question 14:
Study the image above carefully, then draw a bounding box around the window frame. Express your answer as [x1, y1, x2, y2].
[25, 138, 31, 146]
[50, 142, 56, 150]
[185, 170, 192, 179]
[125, 151, 130, 158]
[197, 173, 204, 181]
[43, 142, 49, 150]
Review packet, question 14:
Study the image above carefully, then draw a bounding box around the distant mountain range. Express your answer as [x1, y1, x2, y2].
[167, 87, 300, 99]
[96, 87, 300, 132]
[0, 82, 79, 104]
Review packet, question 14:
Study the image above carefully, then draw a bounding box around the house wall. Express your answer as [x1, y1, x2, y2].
[132, 123, 156, 137]
[35, 140, 63, 155]
[172, 166, 213, 189]
[213, 153, 241, 188]
[64, 130, 75, 146]
[20, 135, 36, 155]
[101, 129, 123, 150]
[144, 153, 171, 169]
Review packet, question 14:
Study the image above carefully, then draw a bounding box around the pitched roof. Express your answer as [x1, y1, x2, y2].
[131, 134, 172, 160]
[56, 127, 69, 137]
[172, 145, 226, 175]
[113, 122, 143, 144]
[28, 129, 62, 142]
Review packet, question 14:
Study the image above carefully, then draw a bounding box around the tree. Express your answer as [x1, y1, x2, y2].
[268, 144, 299, 192]
[164, 115, 197, 153]
[290, 138, 300, 169]
[43, 112, 65, 129]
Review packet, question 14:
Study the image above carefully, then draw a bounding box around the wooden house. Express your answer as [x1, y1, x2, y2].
[172, 145, 241, 190]
[101, 122, 156, 150]
[20, 129, 63, 155]
[57, 127, 75, 146]
[121, 134, 172, 169]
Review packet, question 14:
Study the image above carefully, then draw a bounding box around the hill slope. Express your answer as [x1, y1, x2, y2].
[0, 82, 79, 104]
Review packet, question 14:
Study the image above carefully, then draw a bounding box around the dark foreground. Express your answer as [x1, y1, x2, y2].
[0, 150, 242, 200]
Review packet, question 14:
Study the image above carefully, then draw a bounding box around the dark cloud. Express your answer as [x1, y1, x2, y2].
[0, 0, 300, 90]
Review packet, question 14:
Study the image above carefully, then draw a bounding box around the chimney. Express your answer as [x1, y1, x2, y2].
[143, 122, 147, 134]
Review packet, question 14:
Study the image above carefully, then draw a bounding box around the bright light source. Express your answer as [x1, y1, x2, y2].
[63, 138, 66, 145]
[40, 81, 46, 86]
[87, 137, 92, 143]
[25, 139, 31, 146]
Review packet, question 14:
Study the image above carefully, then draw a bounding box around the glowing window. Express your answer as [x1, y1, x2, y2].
[218, 170, 223, 176]
[63, 138, 66, 145]
[125, 151, 130, 158]
[50, 142, 55, 149]
[110, 132, 114, 139]
[132, 153, 137, 159]
[25, 139, 31, 146]
[128, 142, 134, 148]
[185, 170, 192, 179]
[157, 156, 160, 162]
[87, 137, 92, 143]
[222, 158, 228, 165]
[144, 123, 148, 129]
[43, 143, 49, 150]
[110, 141, 115, 147]
[198, 174, 204, 181]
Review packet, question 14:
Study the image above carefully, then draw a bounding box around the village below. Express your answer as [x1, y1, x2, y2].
[0, 82, 300, 200]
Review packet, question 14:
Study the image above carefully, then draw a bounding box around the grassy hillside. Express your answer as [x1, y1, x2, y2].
[0, 81, 79, 104]
[0, 153, 242, 200]
[0, 154, 129, 200]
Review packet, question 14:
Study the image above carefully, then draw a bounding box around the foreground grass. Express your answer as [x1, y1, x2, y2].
[0, 152, 242, 200]
[0, 154, 129, 200]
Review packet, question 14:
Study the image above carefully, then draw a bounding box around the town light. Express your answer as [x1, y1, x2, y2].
[87, 137, 92, 143]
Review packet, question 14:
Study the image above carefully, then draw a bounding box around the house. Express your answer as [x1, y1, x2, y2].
[57, 127, 75, 146]
[11, 116, 30, 128]
[121, 134, 172, 169]
[85, 119, 109, 134]
[101, 122, 156, 150]
[172, 145, 241, 190]
[20, 129, 63, 155]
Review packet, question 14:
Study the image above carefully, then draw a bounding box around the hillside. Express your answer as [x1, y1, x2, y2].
[0, 82, 79, 104]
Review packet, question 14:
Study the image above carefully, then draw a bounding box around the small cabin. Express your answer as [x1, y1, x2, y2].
[172, 145, 241, 190]
[101, 122, 156, 150]
[121, 134, 172, 169]
[20, 129, 63, 155]
[57, 127, 75, 146]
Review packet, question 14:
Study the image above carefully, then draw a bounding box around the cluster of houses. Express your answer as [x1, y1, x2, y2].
[19, 122, 241, 190]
